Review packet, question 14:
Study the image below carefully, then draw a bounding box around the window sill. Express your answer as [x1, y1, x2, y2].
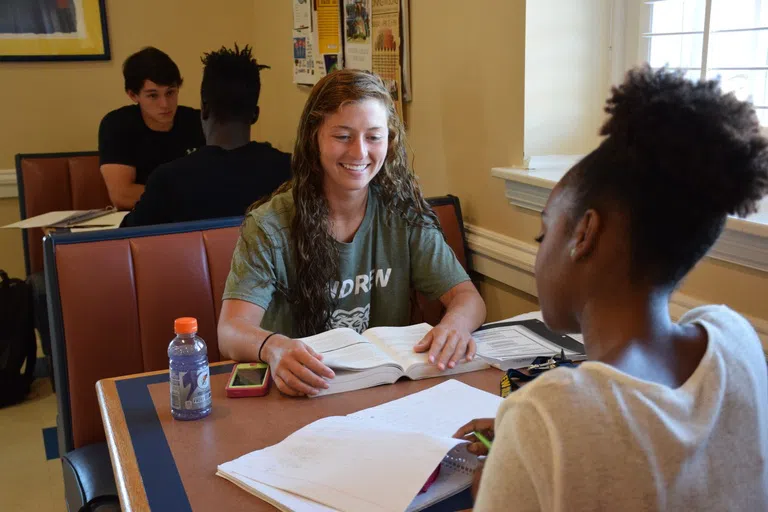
[491, 156, 768, 273]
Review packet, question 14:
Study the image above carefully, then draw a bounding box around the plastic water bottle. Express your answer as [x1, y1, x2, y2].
[169, 317, 212, 420]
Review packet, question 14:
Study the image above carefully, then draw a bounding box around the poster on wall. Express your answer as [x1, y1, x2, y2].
[291, 0, 410, 109]
[317, 0, 343, 75]
[343, 0, 372, 71]
[0, 0, 110, 62]
[293, 0, 316, 84]
[293, 0, 344, 85]
[372, 0, 403, 116]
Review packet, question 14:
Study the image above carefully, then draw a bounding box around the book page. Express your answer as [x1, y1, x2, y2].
[364, 324, 489, 378]
[299, 328, 399, 371]
[362, 323, 433, 369]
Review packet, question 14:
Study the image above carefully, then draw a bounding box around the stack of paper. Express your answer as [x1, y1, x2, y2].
[217, 380, 503, 512]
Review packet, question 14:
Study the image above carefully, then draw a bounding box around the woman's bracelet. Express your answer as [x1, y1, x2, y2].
[258, 332, 279, 363]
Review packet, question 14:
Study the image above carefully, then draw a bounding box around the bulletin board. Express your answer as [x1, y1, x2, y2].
[292, 0, 412, 114]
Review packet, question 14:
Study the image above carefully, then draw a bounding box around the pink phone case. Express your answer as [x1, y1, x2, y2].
[225, 363, 272, 398]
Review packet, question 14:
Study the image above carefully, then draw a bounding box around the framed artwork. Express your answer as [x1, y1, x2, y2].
[0, 0, 110, 62]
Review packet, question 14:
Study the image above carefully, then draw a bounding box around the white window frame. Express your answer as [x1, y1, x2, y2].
[615, 0, 768, 133]
[493, 1, 768, 275]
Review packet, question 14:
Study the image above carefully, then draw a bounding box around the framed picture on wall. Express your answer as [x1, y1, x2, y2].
[0, 0, 110, 62]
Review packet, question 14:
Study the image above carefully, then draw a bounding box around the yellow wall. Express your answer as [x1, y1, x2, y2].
[0, 0, 256, 276]
[524, 0, 611, 155]
[1, 0, 763, 326]
[251, 0, 538, 316]
[0, 198, 25, 278]
[250, 0, 765, 325]
[0, 0, 256, 167]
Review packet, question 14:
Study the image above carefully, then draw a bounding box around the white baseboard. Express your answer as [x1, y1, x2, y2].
[465, 223, 768, 356]
[0, 169, 17, 199]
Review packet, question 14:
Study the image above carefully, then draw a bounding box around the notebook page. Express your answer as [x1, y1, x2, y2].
[219, 416, 460, 512]
[299, 328, 398, 371]
[346, 379, 503, 438]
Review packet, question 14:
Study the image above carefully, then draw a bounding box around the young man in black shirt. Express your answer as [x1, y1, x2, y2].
[99, 47, 205, 209]
[121, 44, 291, 227]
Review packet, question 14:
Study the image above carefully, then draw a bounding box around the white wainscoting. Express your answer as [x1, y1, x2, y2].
[465, 222, 768, 357]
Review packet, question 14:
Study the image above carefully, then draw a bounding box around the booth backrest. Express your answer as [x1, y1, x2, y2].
[46, 218, 241, 452]
[16, 151, 110, 275]
[45, 196, 470, 453]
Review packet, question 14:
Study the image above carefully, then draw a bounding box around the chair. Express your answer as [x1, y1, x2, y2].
[16, 151, 109, 276]
[411, 195, 472, 325]
[43, 195, 470, 511]
[45, 217, 242, 512]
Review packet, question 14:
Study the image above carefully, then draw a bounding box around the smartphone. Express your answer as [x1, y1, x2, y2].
[225, 362, 271, 398]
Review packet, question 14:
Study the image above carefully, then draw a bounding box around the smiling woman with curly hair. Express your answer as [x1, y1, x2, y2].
[217, 69, 486, 397]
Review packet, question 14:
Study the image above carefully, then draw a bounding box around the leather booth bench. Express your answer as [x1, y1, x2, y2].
[43, 196, 470, 511]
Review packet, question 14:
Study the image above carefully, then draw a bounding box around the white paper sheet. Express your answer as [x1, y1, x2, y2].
[220, 416, 460, 512]
[2, 210, 80, 229]
[2, 210, 128, 229]
[218, 380, 503, 512]
[346, 379, 502, 438]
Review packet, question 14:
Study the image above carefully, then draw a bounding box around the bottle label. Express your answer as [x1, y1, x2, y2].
[170, 366, 212, 411]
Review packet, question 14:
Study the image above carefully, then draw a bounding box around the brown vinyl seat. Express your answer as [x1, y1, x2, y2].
[16, 151, 110, 276]
[43, 195, 470, 511]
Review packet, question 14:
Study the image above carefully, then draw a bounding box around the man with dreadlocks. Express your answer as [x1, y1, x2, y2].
[121, 44, 291, 227]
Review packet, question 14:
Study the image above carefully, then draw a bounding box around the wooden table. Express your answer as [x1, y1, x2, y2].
[96, 362, 504, 512]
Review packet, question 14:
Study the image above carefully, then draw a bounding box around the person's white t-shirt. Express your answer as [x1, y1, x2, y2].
[475, 305, 768, 511]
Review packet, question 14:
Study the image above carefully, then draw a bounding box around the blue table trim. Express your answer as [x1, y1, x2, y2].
[115, 363, 472, 511]
[115, 364, 233, 512]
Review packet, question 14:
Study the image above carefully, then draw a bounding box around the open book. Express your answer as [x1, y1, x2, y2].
[473, 318, 586, 370]
[217, 379, 502, 512]
[299, 323, 489, 396]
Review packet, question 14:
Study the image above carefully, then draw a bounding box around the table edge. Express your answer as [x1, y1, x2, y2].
[97, 379, 150, 512]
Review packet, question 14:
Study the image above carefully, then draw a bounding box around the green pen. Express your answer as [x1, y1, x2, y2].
[473, 431, 492, 451]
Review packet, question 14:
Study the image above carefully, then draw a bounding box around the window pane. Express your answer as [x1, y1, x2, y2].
[756, 108, 768, 126]
[708, 30, 768, 68]
[648, 33, 704, 68]
[710, 0, 768, 31]
[707, 69, 768, 105]
[649, 0, 706, 33]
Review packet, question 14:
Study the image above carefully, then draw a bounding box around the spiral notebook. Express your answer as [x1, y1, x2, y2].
[217, 380, 502, 512]
[407, 443, 480, 512]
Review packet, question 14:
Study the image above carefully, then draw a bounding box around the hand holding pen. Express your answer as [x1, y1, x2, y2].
[453, 418, 495, 456]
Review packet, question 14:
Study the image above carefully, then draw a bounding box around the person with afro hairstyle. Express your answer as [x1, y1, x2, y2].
[121, 44, 291, 227]
[455, 66, 768, 511]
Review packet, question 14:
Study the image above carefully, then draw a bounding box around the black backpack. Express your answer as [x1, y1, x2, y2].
[0, 270, 37, 408]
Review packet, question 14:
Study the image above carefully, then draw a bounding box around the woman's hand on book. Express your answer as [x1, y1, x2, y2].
[264, 335, 335, 396]
[413, 323, 477, 371]
[453, 418, 495, 456]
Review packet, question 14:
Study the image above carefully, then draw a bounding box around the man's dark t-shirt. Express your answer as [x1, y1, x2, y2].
[98, 105, 205, 185]
[120, 142, 292, 227]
